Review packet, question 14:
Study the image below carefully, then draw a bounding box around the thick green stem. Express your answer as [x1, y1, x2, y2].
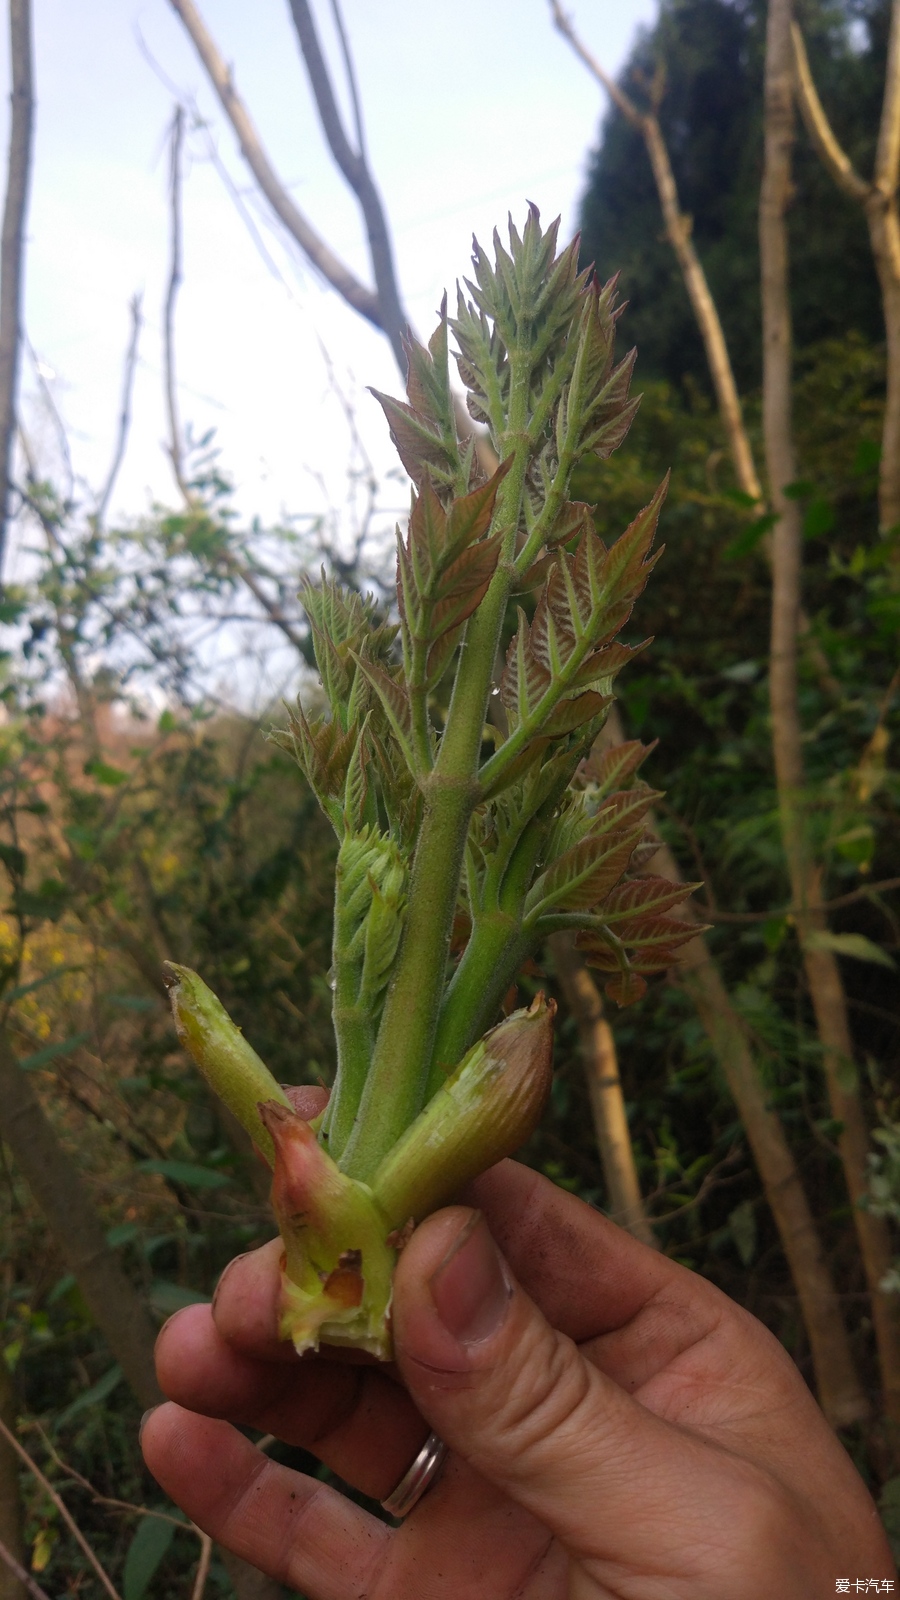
[339, 441, 532, 1182]
[426, 913, 531, 1099]
[338, 778, 476, 1178]
[325, 978, 373, 1160]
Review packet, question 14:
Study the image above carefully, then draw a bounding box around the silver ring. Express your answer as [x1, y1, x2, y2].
[380, 1430, 447, 1519]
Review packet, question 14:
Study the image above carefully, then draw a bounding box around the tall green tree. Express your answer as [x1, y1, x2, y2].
[579, 0, 887, 388]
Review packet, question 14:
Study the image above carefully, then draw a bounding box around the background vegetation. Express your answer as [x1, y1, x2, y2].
[1, 0, 898, 1594]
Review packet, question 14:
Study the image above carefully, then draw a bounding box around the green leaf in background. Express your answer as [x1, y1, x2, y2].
[14, 877, 68, 922]
[723, 513, 777, 560]
[83, 758, 128, 786]
[728, 1200, 757, 1267]
[802, 498, 835, 540]
[879, 1476, 900, 1564]
[56, 1364, 123, 1428]
[123, 1515, 176, 1600]
[106, 1222, 141, 1249]
[806, 930, 896, 970]
[19, 1032, 90, 1071]
[0, 842, 26, 877]
[4, 965, 82, 1003]
[149, 1281, 211, 1316]
[138, 1158, 231, 1188]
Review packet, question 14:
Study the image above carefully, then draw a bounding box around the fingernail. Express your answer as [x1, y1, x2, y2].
[428, 1212, 512, 1344]
[211, 1252, 249, 1314]
[139, 1407, 158, 1441]
[157, 1304, 193, 1340]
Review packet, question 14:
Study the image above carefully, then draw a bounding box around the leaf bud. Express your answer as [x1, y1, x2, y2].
[164, 963, 291, 1169]
[259, 1101, 395, 1359]
[371, 993, 555, 1227]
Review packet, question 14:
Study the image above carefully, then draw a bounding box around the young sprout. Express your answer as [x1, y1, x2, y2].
[168, 210, 696, 1358]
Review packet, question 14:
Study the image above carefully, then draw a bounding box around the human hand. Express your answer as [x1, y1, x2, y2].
[142, 1151, 892, 1598]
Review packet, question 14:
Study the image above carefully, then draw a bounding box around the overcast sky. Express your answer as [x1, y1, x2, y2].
[3, 0, 657, 576]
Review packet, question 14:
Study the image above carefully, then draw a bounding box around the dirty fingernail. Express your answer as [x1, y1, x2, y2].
[428, 1212, 512, 1345]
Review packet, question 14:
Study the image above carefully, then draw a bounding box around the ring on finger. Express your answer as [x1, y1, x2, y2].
[381, 1430, 447, 1519]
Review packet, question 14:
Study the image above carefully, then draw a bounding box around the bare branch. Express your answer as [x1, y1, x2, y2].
[164, 105, 190, 502]
[0, 1417, 122, 1600]
[191, 1533, 213, 1600]
[789, 23, 869, 203]
[328, 0, 367, 161]
[167, 0, 382, 328]
[0, 0, 34, 580]
[550, 0, 642, 129]
[0, 1537, 48, 1600]
[95, 294, 143, 528]
[286, 0, 408, 369]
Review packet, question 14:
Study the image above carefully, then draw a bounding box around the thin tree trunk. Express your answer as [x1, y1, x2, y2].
[761, 0, 900, 1423]
[0, 1031, 162, 1409]
[550, 932, 657, 1248]
[653, 837, 869, 1426]
[868, 195, 900, 532]
[871, 0, 900, 532]
[0, 1363, 26, 1600]
[550, 0, 842, 707]
[0, 0, 34, 580]
[598, 702, 868, 1424]
[791, 3, 900, 533]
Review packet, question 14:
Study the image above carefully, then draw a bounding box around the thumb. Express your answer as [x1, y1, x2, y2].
[391, 1207, 701, 1561]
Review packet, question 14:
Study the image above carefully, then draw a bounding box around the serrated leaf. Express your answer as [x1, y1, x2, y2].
[567, 640, 649, 691]
[342, 725, 370, 833]
[275, 704, 357, 824]
[541, 690, 611, 737]
[534, 826, 644, 913]
[545, 500, 595, 547]
[351, 655, 418, 774]
[582, 739, 656, 793]
[605, 968, 647, 1006]
[429, 536, 502, 640]
[370, 389, 457, 489]
[601, 877, 699, 923]
[610, 914, 698, 952]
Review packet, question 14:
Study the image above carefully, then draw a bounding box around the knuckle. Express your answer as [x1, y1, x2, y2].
[483, 1313, 599, 1468]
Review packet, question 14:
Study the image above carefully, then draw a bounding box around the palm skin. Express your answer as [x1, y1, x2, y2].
[143, 1148, 893, 1600]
